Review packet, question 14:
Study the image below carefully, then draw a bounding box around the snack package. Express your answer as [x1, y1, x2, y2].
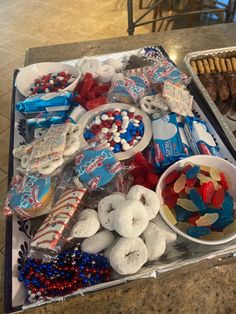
[152, 113, 187, 170]
[108, 73, 149, 104]
[184, 116, 221, 156]
[3, 173, 53, 220]
[75, 143, 123, 190]
[162, 81, 193, 116]
[176, 117, 193, 156]
[29, 187, 87, 261]
[16, 91, 73, 113]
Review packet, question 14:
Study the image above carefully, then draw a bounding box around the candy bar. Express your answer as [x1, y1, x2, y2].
[152, 113, 187, 170]
[30, 188, 86, 260]
[184, 116, 221, 156]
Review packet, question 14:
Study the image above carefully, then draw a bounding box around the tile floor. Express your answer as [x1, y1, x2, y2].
[0, 0, 231, 312]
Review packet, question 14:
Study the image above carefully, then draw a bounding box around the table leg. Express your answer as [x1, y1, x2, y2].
[127, 0, 135, 35]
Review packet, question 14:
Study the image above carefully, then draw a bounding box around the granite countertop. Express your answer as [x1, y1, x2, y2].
[22, 24, 236, 313]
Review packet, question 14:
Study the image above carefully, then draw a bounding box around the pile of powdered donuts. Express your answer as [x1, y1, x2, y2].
[5, 46, 235, 303]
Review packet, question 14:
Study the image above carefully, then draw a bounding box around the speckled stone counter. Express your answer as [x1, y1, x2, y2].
[23, 24, 236, 314]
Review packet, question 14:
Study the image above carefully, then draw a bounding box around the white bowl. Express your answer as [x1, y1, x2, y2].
[16, 62, 81, 97]
[156, 155, 236, 245]
[77, 103, 152, 161]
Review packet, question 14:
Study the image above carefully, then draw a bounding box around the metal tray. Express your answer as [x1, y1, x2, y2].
[4, 47, 236, 313]
[184, 46, 236, 151]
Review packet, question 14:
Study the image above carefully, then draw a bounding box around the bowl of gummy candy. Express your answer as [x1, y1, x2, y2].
[156, 155, 236, 245]
[79, 103, 152, 160]
[16, 62, 81, 97]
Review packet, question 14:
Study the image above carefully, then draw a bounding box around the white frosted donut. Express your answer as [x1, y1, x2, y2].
[151, 214, 177, 243]
[69, 123, 81, 137]
[127, 185, 160, 221]
[141, 222, 166, 262]
[37, 157, 63, 175]
[63, 135, 80, 156]
[70, 209, 100, 238]
[98, 194, 126, 231]
[104, 58, 124, 72]
[81, 230, 115, 254]
[111, 72, 125, 83]
[140, 95, 169, 114]
[114, 199, 149, 237]
[21, 154, 31, 169]
[98, 64, 115, 83]
[103, 236, 121, 260]
[110, 237, 148, 275]
[34, 128, 47, 139]
[76, 57, 101, 78]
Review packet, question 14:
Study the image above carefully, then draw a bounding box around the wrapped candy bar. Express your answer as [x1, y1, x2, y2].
[29, 187, 86, 261]
[184, 116, 221, 156]
[16, 91, 73, 113]
[152, 113, 187, 170]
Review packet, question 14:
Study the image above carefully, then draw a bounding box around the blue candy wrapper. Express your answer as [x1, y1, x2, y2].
[184, 116, 221, 157]
[16, 91, 73, 113]
[75, 146, 122, 190]
[152, 113, 187, 170]
[177, 120, 193, 156]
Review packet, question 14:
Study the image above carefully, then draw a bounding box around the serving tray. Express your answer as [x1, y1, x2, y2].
[4, 47, 236, 313]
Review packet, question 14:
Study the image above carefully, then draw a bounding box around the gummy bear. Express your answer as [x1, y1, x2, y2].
[187, 226, 211, 238]
[202, 181, 215, 204]
[175, 204, 193, 222]
[163, 170, 180, 185]
[189, 189, 205, 212]
[185, 165, 200, 179]
[212, 188, 225, 208]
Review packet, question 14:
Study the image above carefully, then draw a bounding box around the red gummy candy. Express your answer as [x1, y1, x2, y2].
[164, 194, 178, 209]
[85, 96, 107, 110]
[212, 188, 225, 208]
[147, 172, 159, 186]
[186, 177, 197, 187]
[74, 80, 84, 93]
[162, 184, 176, 198]
[87, 91, 96, 101]
[188, 214, 201, 226]
[196, 185, 204, 197]
[163, 170, 181, 185]
[134, 176, 145, 185]
[182, 164, 192, 174]
[202, 181, 215, 204]
[133, 152, 155, 172]
[92, 84, 110, 95]
[80, 73, 93, 98]
[220, 172, 229, 190]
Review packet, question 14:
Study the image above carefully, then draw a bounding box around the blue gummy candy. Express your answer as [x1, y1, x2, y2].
[211, 218, 233, 231]
[125, 134, 132, 142]
[187, 226, 211, 238]
[114, 143, 122, 153]
[175, 205, 193, 222]
[222, 192, 234, 212]
[189, 188, 205, 212]
[186, 165, 200, 179]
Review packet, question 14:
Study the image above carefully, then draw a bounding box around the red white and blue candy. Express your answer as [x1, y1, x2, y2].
[28, 71, 76, 95]
[18, 247, 111, 302]
[84, 107, 144, 153]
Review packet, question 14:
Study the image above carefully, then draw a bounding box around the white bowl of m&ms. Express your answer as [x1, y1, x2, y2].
[156, 155, 236, 245]
[16, 62, 81, 97]
[78, 103, 152, 160]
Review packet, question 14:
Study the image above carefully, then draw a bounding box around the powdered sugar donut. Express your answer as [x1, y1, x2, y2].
[98, 64, 115, 83]
[127, 185, 160, 220]
[110, 237, 147, 275]
[151, 214, 177, 243]
[76, 57, 101, 78]
[104, 58, 124, 72]
[81, 230, 115, 254]
[98, 194, 126, 231]
[114, 200, 149, 237]
[104, 236, 121, 260]
[70, 209, 100, 238]
[141, 222, 166, 261]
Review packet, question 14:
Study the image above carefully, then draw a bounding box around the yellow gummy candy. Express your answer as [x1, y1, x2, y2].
[197, 173, 219, 189]
[176, 222, 192, 233]
[196, 213, 219, 226]
[199, 232, 224, 241]
[177, 198, 199, 212]
[223, 221, 236, 235]
[162, 204, 177, 225]
[209, 167, 221, 182]
[199, 165, 211, 172]
[174, 174, 186, 193]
